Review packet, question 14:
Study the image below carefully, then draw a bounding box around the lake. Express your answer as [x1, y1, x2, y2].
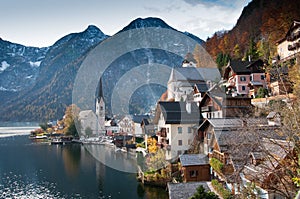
[0, 126, 168, 199]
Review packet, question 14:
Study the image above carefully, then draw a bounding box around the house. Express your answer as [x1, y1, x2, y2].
[277, 20, 300, 62]
[105, 118, 119, 136]
[199, 84, 253, 119]
[179, 154, 210, 182]
[153, 101, 201, 160]
[267, 66, 292, 96]
[113, 135, 134, 148]
[266, 112, 281, 126]
[132, 114, 150, 137]
[79, 110, 98, 136]
[223, 59, 267, 97]
[141, 118, 155, 136]
[193, 83, 209, 103]
[118, 115, 134, 134]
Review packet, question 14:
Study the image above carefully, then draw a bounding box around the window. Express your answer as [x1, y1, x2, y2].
[250, 75, 252, 81]
[178, 140, 182, 146]
[207, 133, 211, 139]
[178, 127, 182, 134]
[190, 170, 198, 177]
[188, 127, 192, 134]
[177, 150, 182, 156]
[261, 75, 265, 80]
[242, 86, 246, 91]
[240, 76, 246, 81]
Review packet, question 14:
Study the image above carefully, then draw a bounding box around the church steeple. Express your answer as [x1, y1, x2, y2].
[96, 78, 105, 135]
[97, 78, 104, 101]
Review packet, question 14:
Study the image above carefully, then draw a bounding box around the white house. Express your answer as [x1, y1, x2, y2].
[277, 20, 300, 61]
[118, 115, 134, 134]
[153, 101, 200, 160]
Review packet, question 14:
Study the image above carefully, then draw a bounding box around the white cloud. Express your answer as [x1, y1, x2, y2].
[173, 0, 251, 39]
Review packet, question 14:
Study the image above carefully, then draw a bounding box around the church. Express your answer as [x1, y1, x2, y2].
[79, 77, 106, 136]
[164, 56, 221, 103]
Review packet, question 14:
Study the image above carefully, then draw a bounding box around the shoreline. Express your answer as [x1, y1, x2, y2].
[0, 126, 39, 138]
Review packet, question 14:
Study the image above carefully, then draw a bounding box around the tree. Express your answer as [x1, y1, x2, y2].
[256, 87, 268, 98]
[190, 185, 219, 199]
[216, 53, 230, 73]
[85, 127, 93, 137]
[146, 149, 168, 172]
[245, 38, 259, 61]
[147, 137, 158, 153]
[233, 44, 241, 59]
[39, 122, 48, 131]
[65, 118, 79, 137]
[62, 104, 81, 136]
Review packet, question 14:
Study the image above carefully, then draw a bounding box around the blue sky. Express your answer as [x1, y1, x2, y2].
[1, 0, 251, 47]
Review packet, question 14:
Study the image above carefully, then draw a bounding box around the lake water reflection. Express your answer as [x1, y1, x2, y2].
[0, 134, 168, 199]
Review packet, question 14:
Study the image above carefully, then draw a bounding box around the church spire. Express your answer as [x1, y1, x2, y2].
[97, 78, 104, 101]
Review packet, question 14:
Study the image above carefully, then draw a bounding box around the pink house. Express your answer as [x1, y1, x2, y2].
[223, 59, 267, 98]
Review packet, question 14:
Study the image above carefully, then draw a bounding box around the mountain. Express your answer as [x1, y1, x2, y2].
[0, 25, 109, 121]
[0, 17, 204, 122]
[205, 0, 300, 60]
[119, 17, 176, 32]
[0, 39, 48, 92]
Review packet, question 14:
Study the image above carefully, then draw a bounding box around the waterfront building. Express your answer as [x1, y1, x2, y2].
[118, 115, 134, 134]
